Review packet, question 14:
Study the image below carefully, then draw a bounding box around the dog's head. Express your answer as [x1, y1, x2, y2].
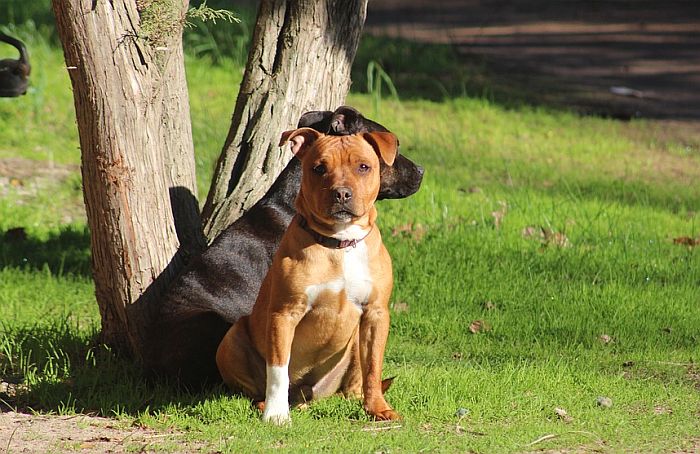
[297, 106, 423, 200]
[279, 128, 398, 227]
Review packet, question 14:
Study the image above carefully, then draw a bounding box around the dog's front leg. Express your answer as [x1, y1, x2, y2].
[359, 306, 401, 421]
[263, 308, 302, 425]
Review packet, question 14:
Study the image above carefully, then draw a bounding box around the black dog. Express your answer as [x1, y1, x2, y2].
[145, 106, 424, 385]
[0, 33, 30, 97]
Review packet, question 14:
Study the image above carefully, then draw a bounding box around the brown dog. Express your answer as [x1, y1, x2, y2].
[216, 127, 401, 424]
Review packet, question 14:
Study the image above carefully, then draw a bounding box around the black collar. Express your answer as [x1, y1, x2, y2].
[297, 215, 372, 249]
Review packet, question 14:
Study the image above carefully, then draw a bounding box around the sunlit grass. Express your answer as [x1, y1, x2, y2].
[1, 23, 698, 453]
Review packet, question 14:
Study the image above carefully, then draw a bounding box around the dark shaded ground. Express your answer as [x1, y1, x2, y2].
[366, 0, 700, 120]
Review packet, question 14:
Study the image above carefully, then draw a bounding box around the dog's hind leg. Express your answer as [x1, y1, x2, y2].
[216, 317, 266, 402]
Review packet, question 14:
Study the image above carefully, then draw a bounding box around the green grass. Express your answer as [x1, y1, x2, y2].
[1, 17, 700, 453]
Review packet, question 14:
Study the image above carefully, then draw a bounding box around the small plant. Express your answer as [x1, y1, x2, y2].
[183, 2, 251, 65]
[138, 0, 185, 46]
[366, 60, 399, 116]
[186, 1, 239, 26]
[138, 0, 238, 48]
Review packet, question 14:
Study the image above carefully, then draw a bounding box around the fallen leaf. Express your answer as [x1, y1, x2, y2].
[654, 406, 673, 415]
[599, 334, 613, 344]
[392, 222, 413, 236]
[491, 201, 507, 229]
[543, 229, 571, 247]
[522, 226, 540, 238]
[9, 177, 24, 187]
[468, 319, 491, 334]
[522, 226, 571, 247]
[596, 396, 613, 408]
[411, 223, 427, 241]
[391, 222, 427, 241]
[455, 408, 469, 418]
[392, 301, 409, 313]
[554, 407, 573, 423]
[673, 236, 700, 247]
[483, 301, 496, 310]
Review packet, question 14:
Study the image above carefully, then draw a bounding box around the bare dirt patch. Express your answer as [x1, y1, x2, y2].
[0, 411, 210, 454]
[0, 157, 78, 193]
[0, 157, 85, 225]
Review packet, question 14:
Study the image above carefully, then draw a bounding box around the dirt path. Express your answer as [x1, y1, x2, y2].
[366, 0, 700, 120]
[0, 411, 208, 454]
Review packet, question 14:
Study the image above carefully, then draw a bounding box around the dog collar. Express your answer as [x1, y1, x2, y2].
[297, 215, 372, 249]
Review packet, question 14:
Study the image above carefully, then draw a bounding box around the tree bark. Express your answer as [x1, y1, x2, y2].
[201, 0, 368, 241]
[52, 0, 203, 358]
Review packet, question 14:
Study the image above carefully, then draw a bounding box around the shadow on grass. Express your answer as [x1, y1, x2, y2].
[537, 177, 699, 216]
[0, 322, 224, 417]
[0, 226, 91, 277]
[493, 167, 700, 216]
[351, 35, 576, 113]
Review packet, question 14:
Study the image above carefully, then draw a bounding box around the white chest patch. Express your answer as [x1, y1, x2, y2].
[304, 241, 373, 313]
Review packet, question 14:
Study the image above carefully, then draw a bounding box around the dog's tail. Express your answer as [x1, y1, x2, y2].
[381, 376, 395, 394]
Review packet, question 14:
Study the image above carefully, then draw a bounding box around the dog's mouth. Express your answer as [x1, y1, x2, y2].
[330, 209, 355, 222]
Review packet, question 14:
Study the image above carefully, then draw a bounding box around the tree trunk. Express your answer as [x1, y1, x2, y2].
[52, 0, 203, 358]
[201, 0, 368, 241]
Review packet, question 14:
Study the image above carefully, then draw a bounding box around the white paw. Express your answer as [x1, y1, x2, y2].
[262, 402, 291, 426]
[264, 363, 291, 425]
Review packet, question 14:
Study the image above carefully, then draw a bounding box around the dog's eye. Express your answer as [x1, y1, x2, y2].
[358, 163, 371, 173]
[313, 164, 327, 175]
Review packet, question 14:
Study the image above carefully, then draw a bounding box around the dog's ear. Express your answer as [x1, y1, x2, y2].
[297, 110, 333, 130]
[363, 131, 398, 166]
[279, 127, 322, 158]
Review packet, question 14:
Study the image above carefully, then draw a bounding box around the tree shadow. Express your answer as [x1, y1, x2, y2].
[530, 176, 699, 216]
[0, 226, 91, 277]
[0, 322, 224, 417]
[0, 188, 217, 417]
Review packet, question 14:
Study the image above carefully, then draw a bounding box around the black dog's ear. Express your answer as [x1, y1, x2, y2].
[330, 105, 362, 135]
[297, 110, 334, 132]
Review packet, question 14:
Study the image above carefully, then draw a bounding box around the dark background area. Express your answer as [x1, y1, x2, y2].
[365, 0, 700, 120]
[2, 0, 699, 119]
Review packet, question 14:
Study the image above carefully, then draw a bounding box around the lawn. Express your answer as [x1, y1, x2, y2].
[1, 9, 700, 453]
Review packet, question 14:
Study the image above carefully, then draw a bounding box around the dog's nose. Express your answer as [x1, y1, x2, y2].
[334, 187, 353, 203]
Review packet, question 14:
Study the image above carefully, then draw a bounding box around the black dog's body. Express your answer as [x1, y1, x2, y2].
[146, 161, 300, 384]
[146, 107, 423, 385]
